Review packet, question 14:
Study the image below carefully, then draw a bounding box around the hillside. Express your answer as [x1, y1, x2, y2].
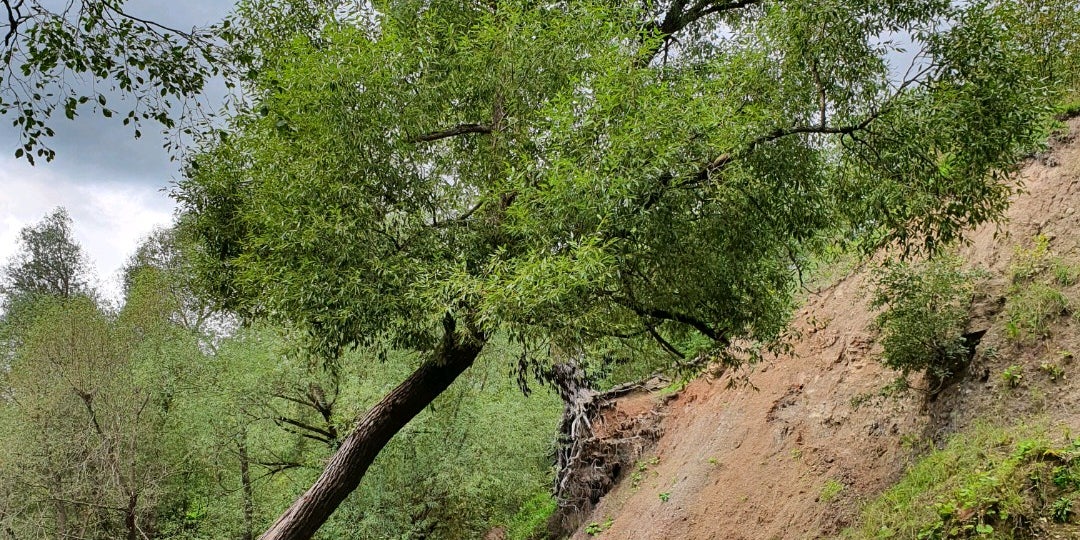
[568, 116, 1080, 540]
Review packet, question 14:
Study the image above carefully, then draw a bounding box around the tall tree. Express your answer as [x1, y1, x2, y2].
[177, 0, 1072, 537]
[123, 226, 232, 341]
[1, 207, 90, 303]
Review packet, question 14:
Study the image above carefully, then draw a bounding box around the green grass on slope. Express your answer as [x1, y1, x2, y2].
[840, 423, 1080, 539]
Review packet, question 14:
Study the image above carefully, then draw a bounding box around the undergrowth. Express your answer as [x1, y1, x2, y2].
[1004, 235, 1075, 344]
[839, 423, 1080, 539]
[506, 491, 557, 540]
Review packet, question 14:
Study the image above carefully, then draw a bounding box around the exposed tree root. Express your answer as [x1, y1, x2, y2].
[546, 364, 674, 537]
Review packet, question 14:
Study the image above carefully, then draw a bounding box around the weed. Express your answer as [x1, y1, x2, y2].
[900, 434, 926, 451]
[1010, 234, 1052, 283]
[820, 479, 845, 503]
[1053, 260, 1080, 286]
[1002, 365, 1024, 388]
[584, 517, 614, 536]
[1040, 361, 1066, 382]
[1052, 496, 1073, 523]
[791, 448, 803, 461]
[631, 456, 660, 489]
[658, 492, 671, 503]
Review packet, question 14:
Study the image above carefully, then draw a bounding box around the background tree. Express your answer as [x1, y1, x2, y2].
[1, 207, 90, 302]
[0, 279, 205, 540]
[177, 0, 1074, 537]
[123, 226, 234, 344]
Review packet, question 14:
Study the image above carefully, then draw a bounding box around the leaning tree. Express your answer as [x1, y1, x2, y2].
[176, 0, 1074, 537]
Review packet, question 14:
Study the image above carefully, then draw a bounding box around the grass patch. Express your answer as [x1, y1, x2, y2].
[838, 423, 1080, 539]
[1003, 235, 1073, 344]
[1004, 283, 1069, 344]
[820, 479, 845, 503]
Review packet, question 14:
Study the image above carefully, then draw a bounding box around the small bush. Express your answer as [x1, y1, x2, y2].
[870, 256, 984, 384]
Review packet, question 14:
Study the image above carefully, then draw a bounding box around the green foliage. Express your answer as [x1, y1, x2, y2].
[2, 1, 221, 163]
[839, 423, 1080, 539]
[506, 491, 558, 540]
[1051, 497, 1073, 523]
[179, 0, 1064, 368]
[870, 256, 983, 383]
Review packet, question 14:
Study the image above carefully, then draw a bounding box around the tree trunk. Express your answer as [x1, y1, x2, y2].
[238, 429, 255, 540]
[259, 321, 484, 540]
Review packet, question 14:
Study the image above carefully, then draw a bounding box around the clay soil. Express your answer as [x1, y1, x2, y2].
[570, 117, 1080, 540]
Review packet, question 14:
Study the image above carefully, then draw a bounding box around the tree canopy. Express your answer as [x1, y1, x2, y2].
[181, 0, 1061, 364]
[1, 0, 219, 163]
[175, 0, 1075, 537]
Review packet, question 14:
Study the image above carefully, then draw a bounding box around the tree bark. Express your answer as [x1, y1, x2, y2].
[259, 321, 484, 540]
[239, 429, 255, 540]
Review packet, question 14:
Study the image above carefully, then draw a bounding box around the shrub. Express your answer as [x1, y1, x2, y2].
[870, 256, 984, 384]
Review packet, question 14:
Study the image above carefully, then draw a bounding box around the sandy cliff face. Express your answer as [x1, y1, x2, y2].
[570, 117, 1080, 540]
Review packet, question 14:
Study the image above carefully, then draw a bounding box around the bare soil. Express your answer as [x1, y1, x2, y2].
[569, 117, 1080, 540]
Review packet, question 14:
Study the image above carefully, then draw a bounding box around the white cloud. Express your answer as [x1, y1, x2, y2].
[0, 158, 176, 302]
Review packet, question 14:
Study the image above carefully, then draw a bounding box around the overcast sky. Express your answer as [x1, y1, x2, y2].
[0, 1, 234, 302]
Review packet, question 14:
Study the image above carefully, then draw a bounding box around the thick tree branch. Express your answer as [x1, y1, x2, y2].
[410, 123, 491, 143]
[3, 0, 26, 47]
[273, 416, 337, 443]
[640, 0, 765, 64]
[686, 114, 882, 188]
[644, 322, 687, 359]
[617, 297, 720, 342]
